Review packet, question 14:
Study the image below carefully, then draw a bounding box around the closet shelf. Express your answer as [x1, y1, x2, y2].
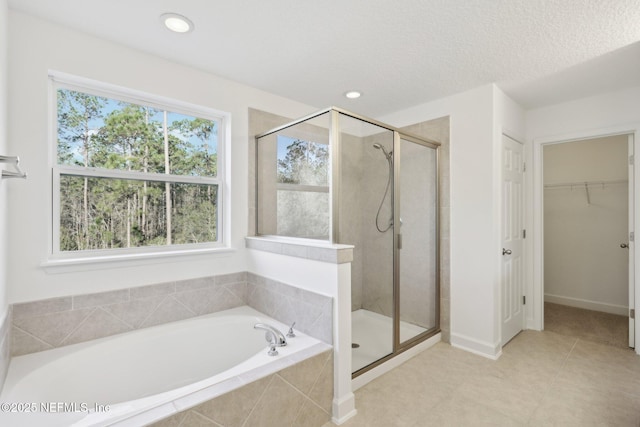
[544, 179, 627, 206]
[544, 179, 627, 189]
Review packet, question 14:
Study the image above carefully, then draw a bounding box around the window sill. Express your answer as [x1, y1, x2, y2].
[42, 247, 236, 274]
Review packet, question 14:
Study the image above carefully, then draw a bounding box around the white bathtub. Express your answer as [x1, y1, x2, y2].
[0, 306, 330, 427]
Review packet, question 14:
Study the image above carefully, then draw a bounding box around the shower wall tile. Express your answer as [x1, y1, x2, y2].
[151, 349, 332, 427]
[11, 271, 334, 357]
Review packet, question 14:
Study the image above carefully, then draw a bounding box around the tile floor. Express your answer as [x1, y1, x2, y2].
[324, 327, 640, 425]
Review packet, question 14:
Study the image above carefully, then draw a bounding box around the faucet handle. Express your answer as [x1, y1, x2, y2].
[267, 344, 279, 356]
[287, 322, 296, 338]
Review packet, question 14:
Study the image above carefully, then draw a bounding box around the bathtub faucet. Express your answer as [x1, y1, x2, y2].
[254, 323, 287, 356]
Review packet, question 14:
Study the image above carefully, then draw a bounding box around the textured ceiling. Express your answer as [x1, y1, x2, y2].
[8, 0, 640, 117]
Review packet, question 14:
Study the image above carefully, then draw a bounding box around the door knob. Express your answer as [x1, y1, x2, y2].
[502, 248, 512, 255]
[620, 243, 629, 249]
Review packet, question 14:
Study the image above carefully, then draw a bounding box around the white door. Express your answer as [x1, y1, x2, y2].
[502, 135, 525, 345]
[628, 135, 635, 348]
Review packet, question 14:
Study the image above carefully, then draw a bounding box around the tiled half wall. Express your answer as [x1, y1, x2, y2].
[10, 272, 333, 357]
[152, 349, 333, 427]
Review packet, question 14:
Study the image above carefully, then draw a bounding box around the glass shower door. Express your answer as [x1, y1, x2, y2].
[337, 112, 395, 373]
[396, 135, 439, 346]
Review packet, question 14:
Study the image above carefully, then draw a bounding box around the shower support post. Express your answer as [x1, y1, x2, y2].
[330, 109, 341, 244]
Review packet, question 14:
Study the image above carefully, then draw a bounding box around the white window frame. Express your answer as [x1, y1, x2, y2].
[46, 72, 231, 268]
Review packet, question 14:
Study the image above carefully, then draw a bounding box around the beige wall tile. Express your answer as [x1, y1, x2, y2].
[130, 282, 176, 300]
[193, 375, 272, 427]
[140, 296, 195, 328]
[61, 308, 132, 346]
[12, 308, 92, 347]
[244, 375, 306, 427]
[278, 351, 329, 395]
[294, 399, 330, 427]
[308, 353, 334, 414]
[72, 289, 130, 309]
[174, 277, 214, 293]
[12, 297, 72, 320]
[102, 295, 166, 329]
[150, 411, 186, 427]
[10, 326, 53, 356]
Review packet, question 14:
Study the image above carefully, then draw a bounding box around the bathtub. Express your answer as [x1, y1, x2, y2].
[0, 306, 330, 426]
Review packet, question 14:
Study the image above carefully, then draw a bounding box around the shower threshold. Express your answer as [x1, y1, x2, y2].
[351, 309, 428, 373]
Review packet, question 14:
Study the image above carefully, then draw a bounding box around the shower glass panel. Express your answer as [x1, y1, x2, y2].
[398, 136, 439, 345]
[337, 113, 395, 373]
[256, 112, 330, 239]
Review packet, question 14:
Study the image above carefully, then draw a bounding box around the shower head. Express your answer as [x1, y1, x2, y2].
[373, 143, 392, 160]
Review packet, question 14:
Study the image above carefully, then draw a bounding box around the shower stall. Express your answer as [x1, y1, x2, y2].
[255, 107, 440, 376]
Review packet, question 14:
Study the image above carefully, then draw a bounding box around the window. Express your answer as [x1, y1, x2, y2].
[50, 74, 227, 259]
[275, 135, 329, 239]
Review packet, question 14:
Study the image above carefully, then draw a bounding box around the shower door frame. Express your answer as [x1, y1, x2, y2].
[329, 108, 441, 378]
[391, 133, 441, 356]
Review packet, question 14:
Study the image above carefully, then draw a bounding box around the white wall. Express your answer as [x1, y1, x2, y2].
[544, 137, 628, 314]
[380, 84, 524, 358]
[0, 0, 8, 319]
[526, 86, 640, 351]
[7, 11, 316, 303]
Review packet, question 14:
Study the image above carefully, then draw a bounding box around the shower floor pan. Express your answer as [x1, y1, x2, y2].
[351, 309, 427, 373]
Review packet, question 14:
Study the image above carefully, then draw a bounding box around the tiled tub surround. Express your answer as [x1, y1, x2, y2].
[0, 308, 10, 391]
[10, 272, 333, 357]
[2, 306, 332, 427]
[153, 349, 334, 427]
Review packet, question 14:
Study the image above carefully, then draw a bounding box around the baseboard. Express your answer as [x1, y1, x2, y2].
[544, 294, 628, 316]
[450, 332, 502, 360]
[332, 393, 357, 425]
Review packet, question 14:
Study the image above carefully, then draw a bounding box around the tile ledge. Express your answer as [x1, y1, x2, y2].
[245, 236, 354, 264]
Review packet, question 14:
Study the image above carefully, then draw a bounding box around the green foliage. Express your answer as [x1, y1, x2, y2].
[277, 139, 328, 185]
[57, 89, 219, 252]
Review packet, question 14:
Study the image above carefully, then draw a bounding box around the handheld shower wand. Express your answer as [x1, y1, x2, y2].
[373, 144, 393, 233]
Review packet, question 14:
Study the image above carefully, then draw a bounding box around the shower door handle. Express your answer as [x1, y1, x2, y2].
[502, 248, 512, 255]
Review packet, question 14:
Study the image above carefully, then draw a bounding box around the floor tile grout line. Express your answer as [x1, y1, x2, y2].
[520, 336, 579, 426]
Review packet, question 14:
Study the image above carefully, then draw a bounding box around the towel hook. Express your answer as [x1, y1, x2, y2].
[0, 155, 27, 180]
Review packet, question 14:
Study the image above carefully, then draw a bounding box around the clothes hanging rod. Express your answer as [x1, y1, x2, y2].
[544, 179, 627, 189]
[0, 155, 27, 180]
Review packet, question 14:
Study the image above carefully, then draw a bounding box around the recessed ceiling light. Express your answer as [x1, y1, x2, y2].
[161, 13, 194, 33]
[345, 91, 362, 99]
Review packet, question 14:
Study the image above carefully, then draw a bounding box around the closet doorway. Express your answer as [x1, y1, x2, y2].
[542, 134, 634, 349]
